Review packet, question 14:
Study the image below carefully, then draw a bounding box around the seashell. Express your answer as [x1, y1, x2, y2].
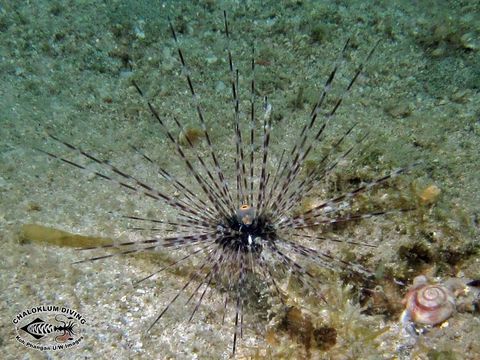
[403, 275, 455, 326]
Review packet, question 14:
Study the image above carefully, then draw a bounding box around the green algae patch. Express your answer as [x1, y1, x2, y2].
[19, 224, 113, 248]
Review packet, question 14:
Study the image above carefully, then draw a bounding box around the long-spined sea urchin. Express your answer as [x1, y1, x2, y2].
[38, 11, 419, 357]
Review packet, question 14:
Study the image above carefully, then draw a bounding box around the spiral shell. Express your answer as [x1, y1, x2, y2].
[403, 276, 455, 326]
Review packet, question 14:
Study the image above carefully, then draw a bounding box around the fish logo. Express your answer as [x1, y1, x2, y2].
[13, 305, 85, 351]
[20, 315, 76, 342]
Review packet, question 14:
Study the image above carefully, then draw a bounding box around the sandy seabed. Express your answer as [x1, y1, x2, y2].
[1, 1, 479, 359]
